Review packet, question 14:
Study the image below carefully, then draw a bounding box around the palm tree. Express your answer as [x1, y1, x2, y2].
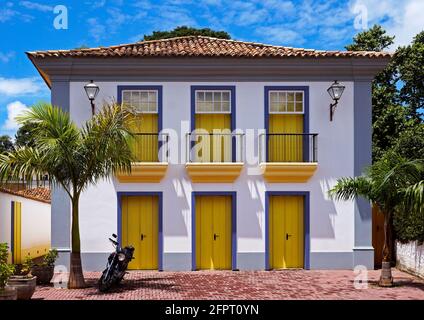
[329, 152, 424, 287]
[0, 103, 133, 289]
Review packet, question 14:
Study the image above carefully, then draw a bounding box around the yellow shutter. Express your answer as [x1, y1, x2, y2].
[196, 195, 232, 270]
[269, 195, 304, 269]
[127, 113, 159, 162]
[269, 114, 303, 162]
[121, 195, 159, 270]
[195, 114, 231, 162]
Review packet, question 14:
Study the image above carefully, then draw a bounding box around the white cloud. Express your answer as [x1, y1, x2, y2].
[0, 2, 33, 23]
[255, 26, 304, 45]
[2, 101, 29, 131]
[0, 77, 44, 96]
[0, 52, 14, 63]
[0, 8, 18, 22]
[388, 0, 424, 47]
[87, 7, 146, 42]
[87, 18, 106, 42]
[19, 1, 53, 12]
[351, 0, 424, 48]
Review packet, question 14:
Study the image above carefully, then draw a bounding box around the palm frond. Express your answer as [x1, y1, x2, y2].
[76, 103, 133, 191]
[381, 158, 424, 189]
[328, 176, 373, 201]
[0, 147, 46, 182]
[403, 180, 424, 215]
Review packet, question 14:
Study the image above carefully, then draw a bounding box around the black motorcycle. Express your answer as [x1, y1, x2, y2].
[98, 234, 134, 292]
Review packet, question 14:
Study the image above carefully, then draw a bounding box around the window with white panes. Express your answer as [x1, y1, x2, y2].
[195, 90, 231, 113]
[122, 90, 158, 113]
[269, 91, 304, 114]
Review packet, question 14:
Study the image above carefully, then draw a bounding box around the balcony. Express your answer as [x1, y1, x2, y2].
[185, 132, 244, 183]
[259, 133, 318, 183]
[116, 133, 169, 183]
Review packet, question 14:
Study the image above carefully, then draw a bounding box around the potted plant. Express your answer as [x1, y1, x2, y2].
[0, 243, 17, 300]
[7, 256, 37, 300]
[31, 249, 58, 285]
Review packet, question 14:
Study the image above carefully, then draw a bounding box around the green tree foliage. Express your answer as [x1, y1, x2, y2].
[142, 26, 231, 41]
[0, 135, 13, 154]
[345, 25, 395, 51]
[346, 25, 424, 161]
[393, 31, 424, 119]
[391, 124, 424, 160]
[15, 122, 36, 148]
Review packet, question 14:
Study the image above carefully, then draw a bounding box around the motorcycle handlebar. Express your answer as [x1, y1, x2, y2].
[109, 238, 118, 246]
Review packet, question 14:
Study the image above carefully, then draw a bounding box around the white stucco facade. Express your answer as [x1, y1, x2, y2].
[61, 81, 361, 270]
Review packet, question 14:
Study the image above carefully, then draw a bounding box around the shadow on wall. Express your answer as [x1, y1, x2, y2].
[310, 178, 338, 239]
[236, 177, 263, 239]
[164, 165, 191, 237]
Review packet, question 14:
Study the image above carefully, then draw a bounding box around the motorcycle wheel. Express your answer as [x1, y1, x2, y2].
[98, 272, 113, 292]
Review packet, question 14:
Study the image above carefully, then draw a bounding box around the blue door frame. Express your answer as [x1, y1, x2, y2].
[191, 191, 237, 271]
[265, 191, 310, 270]
[117, 191, 164, 271]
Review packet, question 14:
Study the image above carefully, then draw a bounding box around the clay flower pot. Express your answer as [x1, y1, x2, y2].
[0, 286, 17, 300]
[31, 265, 54, 285]
[7, 275, 37, 300]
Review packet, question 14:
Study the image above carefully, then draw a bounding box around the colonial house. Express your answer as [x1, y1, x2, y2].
[27, 36, 390, 271]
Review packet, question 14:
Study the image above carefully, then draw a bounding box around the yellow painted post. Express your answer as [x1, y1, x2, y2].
[12, 201, 22, 264]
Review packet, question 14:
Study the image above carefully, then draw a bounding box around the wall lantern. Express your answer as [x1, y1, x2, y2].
[84, 80, 100, 116]
[327, 80, 345, 121]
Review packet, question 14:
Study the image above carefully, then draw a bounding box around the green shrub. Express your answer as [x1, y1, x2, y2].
[20, 256, 34, 276]
[43, 249, 58, 267]
[0, 243, 15, 289]
[394, 209, 424, 243]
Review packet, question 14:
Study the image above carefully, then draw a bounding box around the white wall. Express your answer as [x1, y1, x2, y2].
[396, 241, 424, 278]
[69, 81, 355, 255]
[0, 192, 51, 257]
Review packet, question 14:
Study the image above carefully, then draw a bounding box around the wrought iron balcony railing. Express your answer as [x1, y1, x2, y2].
[186, 132, 244, 163]
[130, 133, 169, 162]
[259, 133, 318, 163]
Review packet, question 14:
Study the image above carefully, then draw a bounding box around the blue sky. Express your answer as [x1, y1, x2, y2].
[0, 0, 423, 137]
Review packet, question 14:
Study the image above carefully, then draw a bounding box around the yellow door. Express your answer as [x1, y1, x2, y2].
[269, 195, 304, 269]
[12, 201, 22, 264]
[269, 114, 303, 162]
[195, 114, 231, 162]
[196, 196, 232, 270]
[121, 195, 159, 270]
[127, 113, 158, 162]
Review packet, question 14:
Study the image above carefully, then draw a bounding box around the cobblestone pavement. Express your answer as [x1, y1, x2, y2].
[32, 269, 424, 300]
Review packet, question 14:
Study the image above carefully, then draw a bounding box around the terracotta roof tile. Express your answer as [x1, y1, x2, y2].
[27, 36, 392, 59]
[0, 186, 51, 203]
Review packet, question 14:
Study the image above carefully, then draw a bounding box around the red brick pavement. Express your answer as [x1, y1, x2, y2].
[32, 269, 424, 300]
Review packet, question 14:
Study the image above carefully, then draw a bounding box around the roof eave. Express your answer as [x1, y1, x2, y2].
[26, 52, 52, 89]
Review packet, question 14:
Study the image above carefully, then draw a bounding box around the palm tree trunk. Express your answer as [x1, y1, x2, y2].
[68, 195, 86, 289]
[379, 210, 393, 287]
